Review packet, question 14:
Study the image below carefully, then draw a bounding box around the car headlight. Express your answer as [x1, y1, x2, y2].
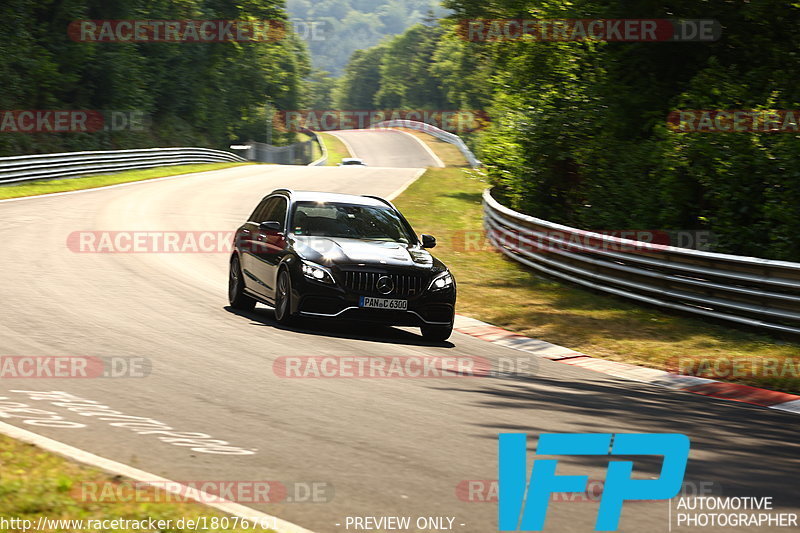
[301, 260, 336, 284]
[428, 270, 454, 291]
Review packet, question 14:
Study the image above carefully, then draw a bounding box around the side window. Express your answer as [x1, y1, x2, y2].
[254, 198, 280, 224]
[249, 196, 287, 227]
[266, 197, 288, 230]
[249, 198, 272, 223]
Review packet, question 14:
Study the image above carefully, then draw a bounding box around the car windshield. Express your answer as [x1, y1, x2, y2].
[342, 160, 363, 165]
[291, 202, 414, 243]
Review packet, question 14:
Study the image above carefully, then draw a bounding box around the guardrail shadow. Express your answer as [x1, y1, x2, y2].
[436, 372, 800, 503]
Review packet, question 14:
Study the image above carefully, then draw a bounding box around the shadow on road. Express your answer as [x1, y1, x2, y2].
[437, 371, 800, 504]
[223, 306, 455, 348]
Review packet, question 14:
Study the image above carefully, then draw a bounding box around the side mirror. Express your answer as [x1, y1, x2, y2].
[421, 234, 436, 249]
[259, 221, 282, 233]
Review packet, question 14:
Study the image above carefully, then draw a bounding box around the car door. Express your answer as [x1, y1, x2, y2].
[239, 197, 273, 297]
[252, 196, 289, 300]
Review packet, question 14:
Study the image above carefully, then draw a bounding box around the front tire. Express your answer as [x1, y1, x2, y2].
[273, 268, 294, 324]
[229, 255, 256, 311]
[421, 323, 453, 342]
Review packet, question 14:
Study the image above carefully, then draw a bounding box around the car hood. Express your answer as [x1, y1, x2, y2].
[293, 235, 443, 270]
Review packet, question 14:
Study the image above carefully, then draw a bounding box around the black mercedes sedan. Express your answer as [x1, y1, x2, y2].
[228, 189, 456, 341]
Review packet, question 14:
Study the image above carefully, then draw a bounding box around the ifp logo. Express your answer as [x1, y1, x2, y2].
[498, 433, 689, 531]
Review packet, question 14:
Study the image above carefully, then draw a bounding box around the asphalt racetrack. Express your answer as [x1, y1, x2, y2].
[0, 131, 797, 532]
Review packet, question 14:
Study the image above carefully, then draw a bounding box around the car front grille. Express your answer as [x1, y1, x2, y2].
[341, 270, 426, 297]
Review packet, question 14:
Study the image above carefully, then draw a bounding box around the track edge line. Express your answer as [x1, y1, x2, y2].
[0, 420, 316, 533]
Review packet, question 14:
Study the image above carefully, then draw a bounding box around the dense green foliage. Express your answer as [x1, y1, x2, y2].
[0, 0, 309, 156]
[285, 0, 446, 75]
[331, 46, 386, 108]
[336, 0, 800, 261]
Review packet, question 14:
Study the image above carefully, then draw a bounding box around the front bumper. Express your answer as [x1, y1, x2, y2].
[290, 269, 456, 326]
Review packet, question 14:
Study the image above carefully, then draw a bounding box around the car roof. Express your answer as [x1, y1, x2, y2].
[270, 189, 391, 207]
[341, 158, 363, 162]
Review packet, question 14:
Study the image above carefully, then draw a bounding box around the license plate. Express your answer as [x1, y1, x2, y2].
[359, 296, 408, 310]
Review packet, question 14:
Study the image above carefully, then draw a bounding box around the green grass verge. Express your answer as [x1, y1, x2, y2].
[393, 168, 800, 393]
[0, 434, 274, 532]
[0, 162, 253, 200]
[317, 132, 351, 166]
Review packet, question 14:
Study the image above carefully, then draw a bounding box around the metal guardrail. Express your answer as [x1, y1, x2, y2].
[237, 127, 324, 165]
[371, 119, 481, 168]
[0, 147, 245, 184]
[245, 140, 316, 165]
[483, 189, 800, 335]
[306, 130, 328, 166]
